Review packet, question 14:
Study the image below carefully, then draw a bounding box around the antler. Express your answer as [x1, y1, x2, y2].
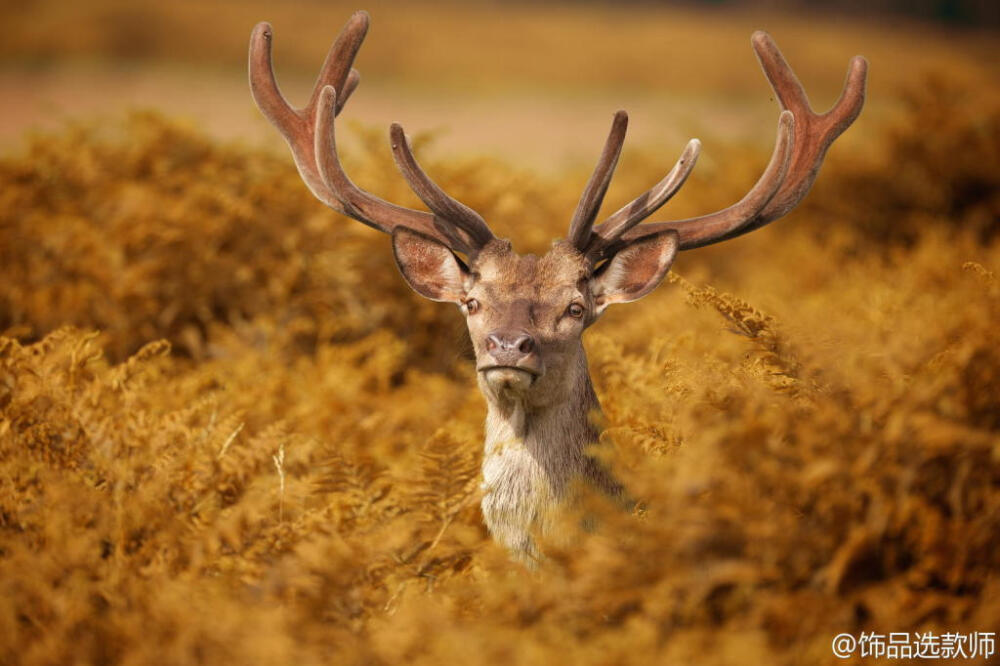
[573, 31, 867, 262]
[568, 111, 702, 252]
[249, 11, 494, 256]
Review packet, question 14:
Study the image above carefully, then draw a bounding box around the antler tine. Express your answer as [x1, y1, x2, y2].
[615, 111, 794, 253]
[749, 31, 868, 225]
[250, 13, 491, 255]
[248, 22, 299, 136]
[249, 15, 369, 215]
[305, 11, 369, 115]
[313, 87, 467, 242]
[585, 138, 701, 259]
[337, 69, 362, 116]
[568, 111, 629, 250]
[599, 32, 865, 255]
[389, 123, 495, 250]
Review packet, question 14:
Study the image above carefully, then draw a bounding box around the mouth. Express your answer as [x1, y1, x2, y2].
[477, 365, 540, 378]
[478, 365, 540, 391]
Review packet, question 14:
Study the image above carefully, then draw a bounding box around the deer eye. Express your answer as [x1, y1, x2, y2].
[465, 299, 480, 315]
[567, 303, 585, 319]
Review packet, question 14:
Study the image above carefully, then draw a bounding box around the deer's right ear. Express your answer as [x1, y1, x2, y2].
[391, 227, 470, 304]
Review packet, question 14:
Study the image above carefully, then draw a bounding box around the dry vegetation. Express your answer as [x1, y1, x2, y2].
[2, 3, 1000, 665]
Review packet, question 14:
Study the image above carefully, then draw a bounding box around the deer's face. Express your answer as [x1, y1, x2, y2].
[459, 241, 591, 401]
[392, 230, 679, 403]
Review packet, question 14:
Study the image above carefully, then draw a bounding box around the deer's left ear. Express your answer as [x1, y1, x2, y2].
[590, 230, 679, 314]
[392, 227, 470, 304]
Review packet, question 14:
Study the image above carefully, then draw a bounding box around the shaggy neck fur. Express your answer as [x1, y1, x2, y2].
[477, 345, 618, 560]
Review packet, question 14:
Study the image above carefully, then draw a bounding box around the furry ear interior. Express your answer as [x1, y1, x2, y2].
[391, 227, 469, 303]
[590, 230, 679, 314]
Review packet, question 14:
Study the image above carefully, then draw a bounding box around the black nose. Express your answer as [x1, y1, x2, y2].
[486, 331, 535, 363]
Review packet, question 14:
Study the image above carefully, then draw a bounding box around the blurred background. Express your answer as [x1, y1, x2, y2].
[0, 2, 998, 665]
[2, 0, 996, 166]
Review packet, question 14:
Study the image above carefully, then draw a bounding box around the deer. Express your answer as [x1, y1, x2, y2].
[249, 11, 867, 561]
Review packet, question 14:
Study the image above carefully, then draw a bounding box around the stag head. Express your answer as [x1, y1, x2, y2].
[248, 11, 865, 378]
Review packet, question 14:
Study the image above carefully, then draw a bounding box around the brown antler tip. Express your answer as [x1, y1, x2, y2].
[389, 122, 406, 150]
[750, 30, 775, 51]
[846, 55, 869, 97]
[252, 21, 273, 40]
[338, 69, 362, 113]
[348, 10, 371, 32]
[686, 138, 702, 158]
[389, 123, 409, 151]
[847, 55, 869, 102]
[849, 55, 869, 78]
[825, 54, 868, 130]
[249, 22, 274, 55]
[610, 111, 629, 138]
[318, 84, 337, 107]
[774, 110, 795, 165]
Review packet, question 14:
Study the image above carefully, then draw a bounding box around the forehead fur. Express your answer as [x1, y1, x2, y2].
[473, 239, 589, 291]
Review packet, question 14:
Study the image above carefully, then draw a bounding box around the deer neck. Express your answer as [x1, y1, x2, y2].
[479, 345, 601, 488]
[477, 345, 614, 557]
